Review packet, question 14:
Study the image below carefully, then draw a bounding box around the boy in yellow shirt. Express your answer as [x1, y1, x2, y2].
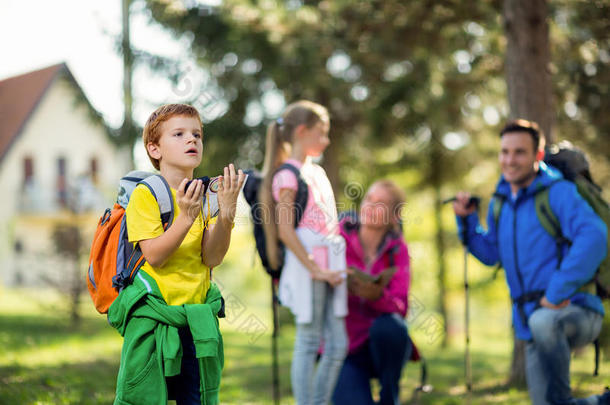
[117, 103, 244, 404]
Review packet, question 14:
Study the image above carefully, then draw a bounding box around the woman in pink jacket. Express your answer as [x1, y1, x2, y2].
[332, 180, 411, 405]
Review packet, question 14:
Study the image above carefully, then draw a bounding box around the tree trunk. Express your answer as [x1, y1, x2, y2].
[70, 260, 82, 326]
[503, 0, 554, 143]
[433, 184, 449, 347]
[323, 131, 342, 196]
[121, 0, 136, 158]
[317, 89, 345, 196]
[509, 334, 527, 388]
[431, 132, 449, 347]
[503, 0, 552, 387]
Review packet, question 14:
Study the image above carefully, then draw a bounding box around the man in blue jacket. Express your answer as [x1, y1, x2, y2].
[453, 119, 608, 405]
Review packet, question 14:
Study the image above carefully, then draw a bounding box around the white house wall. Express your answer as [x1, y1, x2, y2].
[0, 76, 130, 285]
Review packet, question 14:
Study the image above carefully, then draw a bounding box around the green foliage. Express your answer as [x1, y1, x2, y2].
[129, 0, 608, 196]
[549, 0, 610, 191]
[137, 0, 507, 187]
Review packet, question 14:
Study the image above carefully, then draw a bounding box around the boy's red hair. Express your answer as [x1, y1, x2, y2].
[142, 104, 202, 170]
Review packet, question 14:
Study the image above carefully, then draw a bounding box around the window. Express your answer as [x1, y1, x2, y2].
[23, 156, 34, 186]
[57, 157, 67, 208]
[90, 157, 98, 183]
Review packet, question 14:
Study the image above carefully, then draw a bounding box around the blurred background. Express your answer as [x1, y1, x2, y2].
[0, 0, 608, 403]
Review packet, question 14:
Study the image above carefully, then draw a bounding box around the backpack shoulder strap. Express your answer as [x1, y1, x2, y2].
[489, 193, 506, 275]
[338, 210, 359, 231]
[276, 163, 309, 227]
[388, 245, 399, 267]
[534, 182, 572, 267]
[534, 185, 564, 243]
[491, 193, 505, 228]
[113, 175, 174, 291]
[139, 174, 175, 228]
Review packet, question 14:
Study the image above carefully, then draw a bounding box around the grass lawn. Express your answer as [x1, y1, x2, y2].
[1, 227, 608, 404]
[1, 285, 608, 404]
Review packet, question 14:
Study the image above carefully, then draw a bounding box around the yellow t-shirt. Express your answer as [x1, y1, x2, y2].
[126, 184, 213, 305]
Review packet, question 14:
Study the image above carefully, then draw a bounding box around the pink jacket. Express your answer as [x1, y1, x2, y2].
[340, 215, 410, 354]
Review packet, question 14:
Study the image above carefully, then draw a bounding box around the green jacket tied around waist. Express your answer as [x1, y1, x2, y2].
[108, 270, 224, 405]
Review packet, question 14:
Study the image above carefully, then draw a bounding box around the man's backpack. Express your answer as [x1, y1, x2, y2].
[541, 142, 610, 298]
[86, 171, 217, 314]
[242, 163, 309, 279]
[492, 141, 610, 298]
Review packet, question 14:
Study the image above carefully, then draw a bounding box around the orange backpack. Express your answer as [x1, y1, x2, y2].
[86, 172, 175, 314]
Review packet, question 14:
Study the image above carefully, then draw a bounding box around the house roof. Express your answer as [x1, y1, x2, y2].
[0, 63, 113, 164]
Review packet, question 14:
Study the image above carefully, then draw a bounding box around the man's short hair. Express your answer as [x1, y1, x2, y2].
[500, 119, 546, 152]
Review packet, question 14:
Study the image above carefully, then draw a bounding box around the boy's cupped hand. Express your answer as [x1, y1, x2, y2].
[177, 178, 205, 222]
[217, 163, 246, 223]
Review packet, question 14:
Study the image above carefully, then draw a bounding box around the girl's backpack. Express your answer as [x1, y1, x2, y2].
[242, 163, 308, 280]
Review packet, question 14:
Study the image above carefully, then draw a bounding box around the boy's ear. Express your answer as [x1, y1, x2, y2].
[147, 142, 161, 160]
[535, 148, 545, 162]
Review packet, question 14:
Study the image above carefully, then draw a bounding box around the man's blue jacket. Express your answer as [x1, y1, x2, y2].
[457, 163, 607, 341]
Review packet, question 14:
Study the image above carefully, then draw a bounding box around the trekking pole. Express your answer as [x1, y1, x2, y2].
[460, 216, 473, 403]
[443, 196, 480, 401]
[445, 196, 479, 401]
[271, 278, 280, 405]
